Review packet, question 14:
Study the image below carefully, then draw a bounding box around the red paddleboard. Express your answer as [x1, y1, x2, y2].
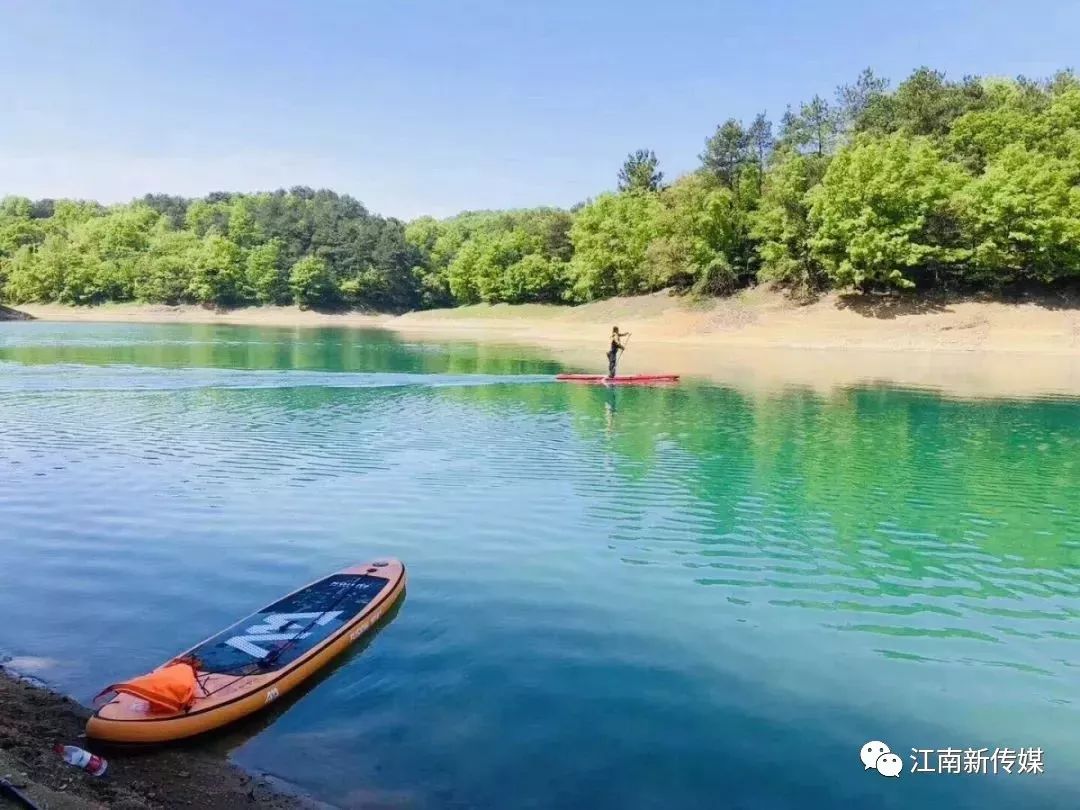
[555, 374, 679, 385]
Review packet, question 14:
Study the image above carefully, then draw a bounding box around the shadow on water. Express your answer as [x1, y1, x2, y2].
[96, 595, 406, 762]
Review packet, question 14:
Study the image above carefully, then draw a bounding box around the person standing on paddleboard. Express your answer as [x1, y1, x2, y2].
[607, 326, 630, 378]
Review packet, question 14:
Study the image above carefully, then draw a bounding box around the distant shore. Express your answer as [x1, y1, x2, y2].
[9, 287, 1080, 399]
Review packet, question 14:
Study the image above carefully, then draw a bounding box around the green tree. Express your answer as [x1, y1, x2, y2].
[50, 200, 105, 228]
[404, 216, 454, 307]
[185, 198, 231, 237]
[618, 149, 664, 192]
[836, 68, 890, 133]
[808, 133, 968, 289]
[751, 147, 829, 289]
[0, 197, 47, 259]
[433, 209, 573, 305]
[446, 228, 538, 304]
[502, 253, 567, 303]
[568, 192, 663, 300]
[957, 143, 1080, 283]
[884, 67, 987, 138]
[228, 197, 260, 248]
[746, 113, 775, 192]
[132, 223, 198, 304]
[338, 220, 422, 311]
[948, 78, 1078, 170]
[289, 255, 338, 309]
[444, 235, 488, 304]
[4, 204, 159, 304]
[246, 238, 288, 304]
[1, 246, 36, 302]
[423, 212, 504, 303]
[4, 244, 49, 303]
[189, 233, 247, 306]
[647, 173, 749, 294]
[701, 119, 749, 187]
[4, 234, 91, 304]
[77, 204, 160, 301]
[140, 194, 189, 229]
[781, 95, 838, 157]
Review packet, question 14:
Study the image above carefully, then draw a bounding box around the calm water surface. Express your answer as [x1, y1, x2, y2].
[1, 322, 1078, 809]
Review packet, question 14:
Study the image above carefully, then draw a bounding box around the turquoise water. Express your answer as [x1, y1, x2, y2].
[1, 322, 1078, 809]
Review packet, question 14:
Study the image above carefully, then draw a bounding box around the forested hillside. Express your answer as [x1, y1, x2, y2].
[2, 66, 1078, 311]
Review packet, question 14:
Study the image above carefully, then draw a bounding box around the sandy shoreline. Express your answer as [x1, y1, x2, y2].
[9, 288, 1080, 399]
[0, 666, 313, 810]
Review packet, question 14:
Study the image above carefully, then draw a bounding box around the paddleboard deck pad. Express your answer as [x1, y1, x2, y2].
[87, 560, 405, 744]
[555, 373, 679, 385]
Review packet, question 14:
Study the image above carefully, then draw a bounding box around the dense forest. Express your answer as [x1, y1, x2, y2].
[1, 66, 1078, 312]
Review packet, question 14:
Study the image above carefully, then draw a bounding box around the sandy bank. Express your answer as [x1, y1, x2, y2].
[0, 666, 309, 810]
[16, 287, 1080, 354]
[12, 287, 1080, 399]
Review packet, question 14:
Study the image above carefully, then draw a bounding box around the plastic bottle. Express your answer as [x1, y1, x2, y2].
[53, 744, 108, 777]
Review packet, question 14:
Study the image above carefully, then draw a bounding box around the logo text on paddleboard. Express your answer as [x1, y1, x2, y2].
[224, 612, 343, 659]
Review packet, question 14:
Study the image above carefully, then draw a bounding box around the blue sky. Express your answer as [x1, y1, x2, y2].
[1, 0, 1077, 219]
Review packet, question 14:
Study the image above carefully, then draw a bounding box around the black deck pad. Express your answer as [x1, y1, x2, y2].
[187, 574, 389, 674]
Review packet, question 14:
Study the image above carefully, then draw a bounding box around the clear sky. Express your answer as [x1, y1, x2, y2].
[1, 0, 1077, 219]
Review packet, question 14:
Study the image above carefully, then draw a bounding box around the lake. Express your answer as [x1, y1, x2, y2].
[1, 322, 1078, 809]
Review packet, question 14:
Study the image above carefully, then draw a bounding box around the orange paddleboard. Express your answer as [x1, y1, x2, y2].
[87, 560, 405, 744]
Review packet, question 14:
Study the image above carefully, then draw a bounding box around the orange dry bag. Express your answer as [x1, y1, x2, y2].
[94, 662, 198, 714]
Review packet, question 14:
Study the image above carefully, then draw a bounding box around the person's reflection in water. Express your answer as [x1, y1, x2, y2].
[603, 389, 618, 472]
